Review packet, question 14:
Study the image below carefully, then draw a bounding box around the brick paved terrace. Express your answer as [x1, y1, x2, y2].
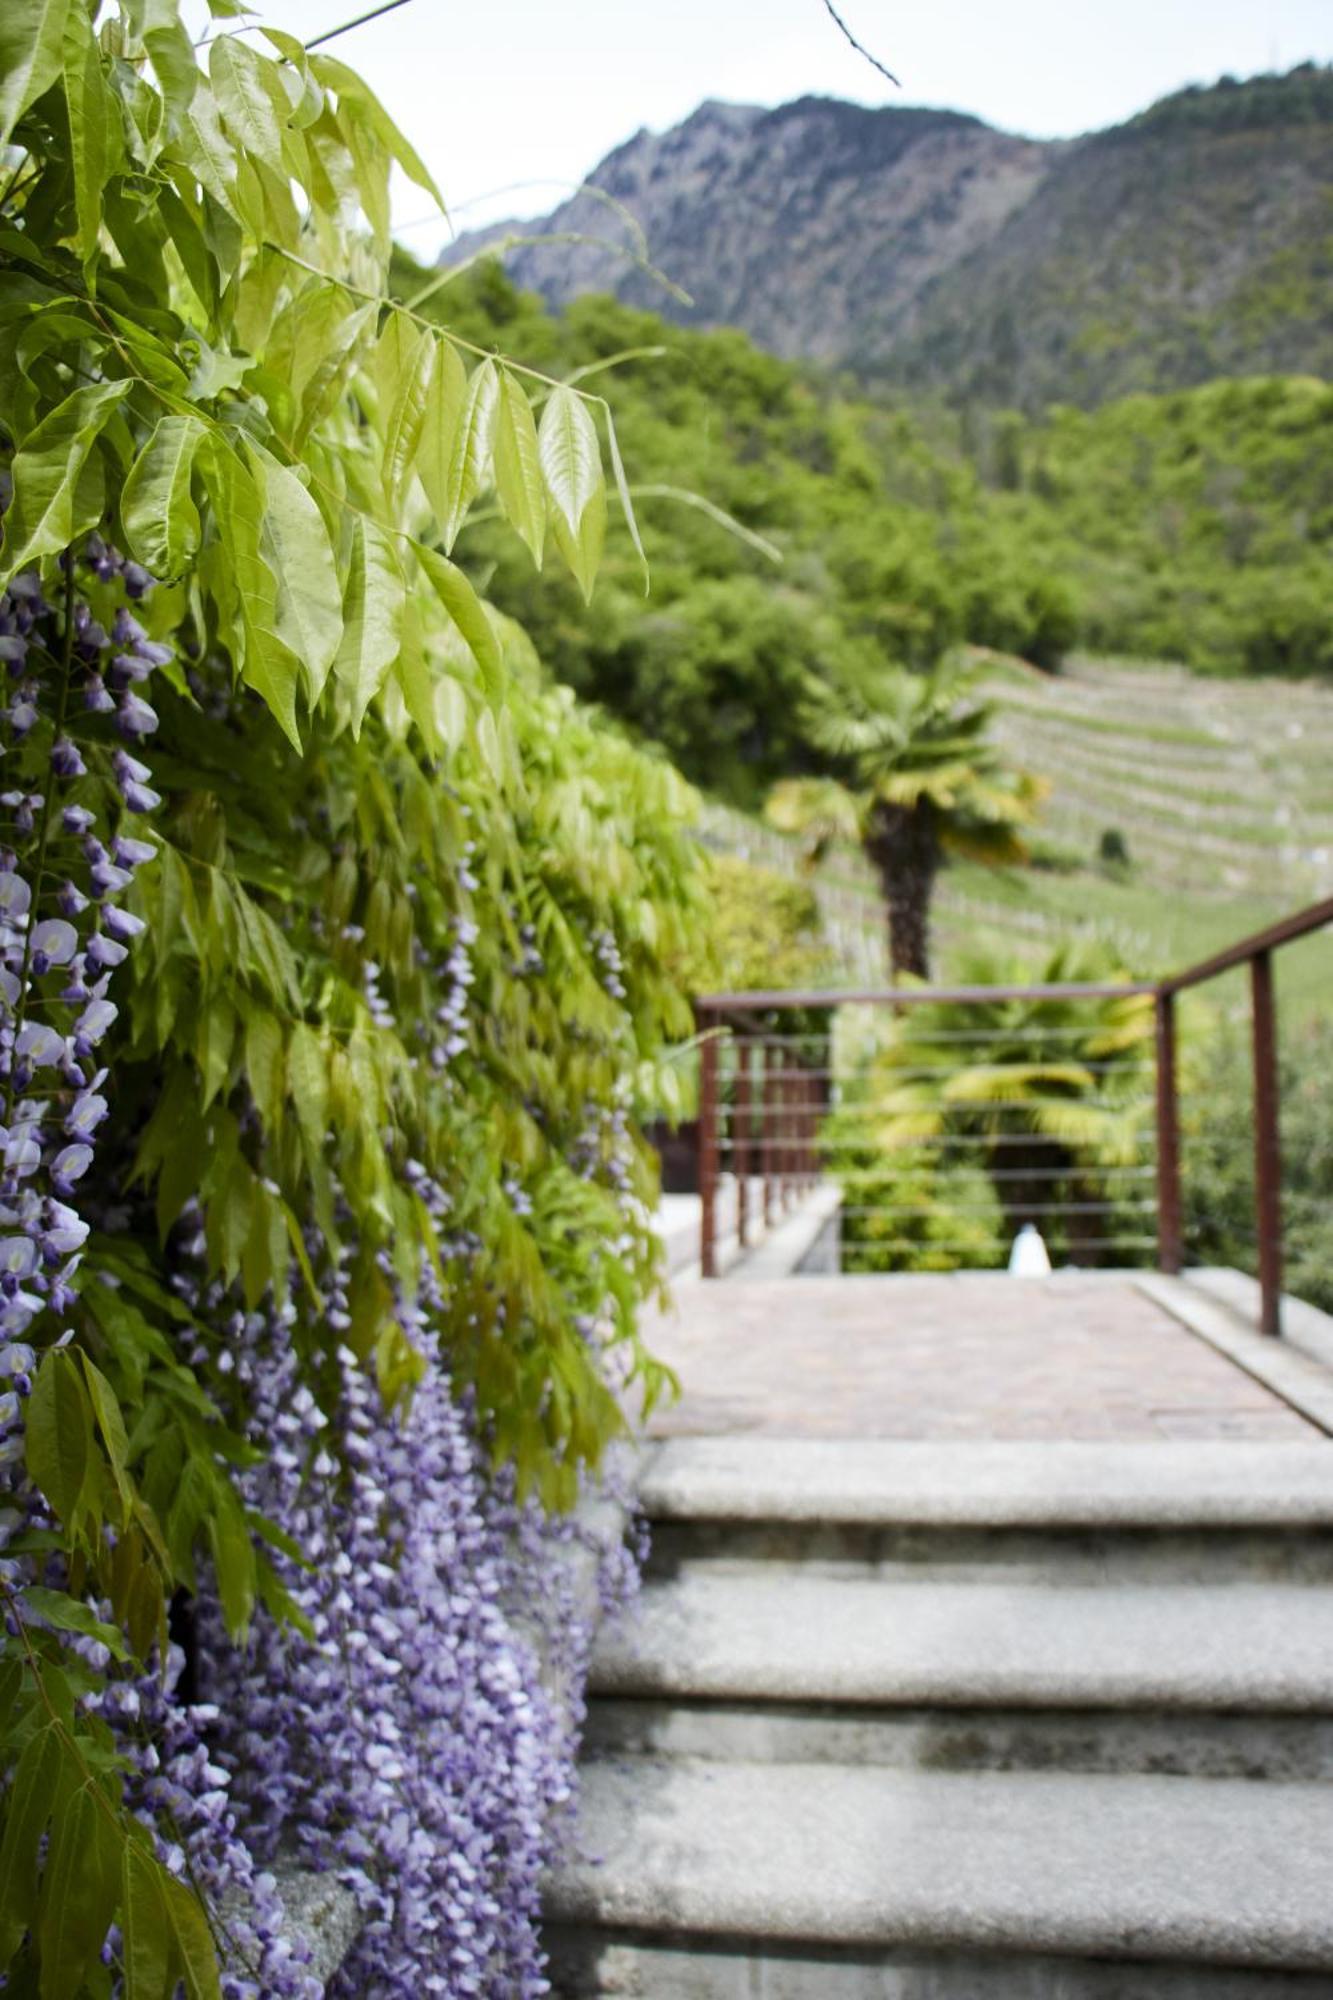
[642, 1272, 1321, 1441]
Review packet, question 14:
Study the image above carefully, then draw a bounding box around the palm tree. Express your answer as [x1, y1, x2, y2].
[767, 658, 1041, 980]
[860, 941, 1156, 1265]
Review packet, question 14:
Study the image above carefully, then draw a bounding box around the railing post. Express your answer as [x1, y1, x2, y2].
[795, 1065, 804, 1193]
[1251, 950, 1282, 1336]
[806, 1066, 816, 1187]
[698, 1009, 719, 1279]
[792, 1072, 804, 1192]
[762, 1039, 774, 1230]
[1154, 988, 1182, 1275]
[735, 1036, 751, 1249]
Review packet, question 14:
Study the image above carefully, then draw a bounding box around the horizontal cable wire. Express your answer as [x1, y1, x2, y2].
[837, 1200, 1155, 1218]
[713, 1024, 1159, 1046]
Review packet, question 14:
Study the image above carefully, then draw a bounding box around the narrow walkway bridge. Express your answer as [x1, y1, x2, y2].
[546, 1270, 1333, 1997]
[545, 900, 1333, 1996]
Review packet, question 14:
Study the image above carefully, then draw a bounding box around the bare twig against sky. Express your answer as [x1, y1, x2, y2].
[820, 0, 901, 86]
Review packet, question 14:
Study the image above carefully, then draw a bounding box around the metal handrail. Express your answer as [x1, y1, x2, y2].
[698, 980, 1159, 1011]
[1159, 895, 1333, 995]
[1151, 898, 1333, 1333]
[695, 897, 1333, 1331]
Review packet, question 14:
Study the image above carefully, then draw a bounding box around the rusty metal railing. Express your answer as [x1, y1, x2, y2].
[695, 897, 1333, 1336]
[1157, 895, 1333, 1334]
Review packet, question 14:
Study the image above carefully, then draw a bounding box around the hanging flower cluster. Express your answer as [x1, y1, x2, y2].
[196, 1288, 636, 1999]
[0, 548, 164, 1476]
[90, 1639, 324, 2000]
[590, 925, 627, 1001]
[433, 911, 478, 1071]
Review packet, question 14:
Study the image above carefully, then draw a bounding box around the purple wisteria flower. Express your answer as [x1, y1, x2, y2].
[0, 543, 167, 1482]
[190, 1171, 644, 1998]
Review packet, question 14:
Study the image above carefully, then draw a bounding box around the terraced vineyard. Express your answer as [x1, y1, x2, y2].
[711, 658, 1333, 1010]
[939, 657, 1333, 1005]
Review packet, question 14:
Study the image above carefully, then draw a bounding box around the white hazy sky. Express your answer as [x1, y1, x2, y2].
[221, 0, 1333, 245]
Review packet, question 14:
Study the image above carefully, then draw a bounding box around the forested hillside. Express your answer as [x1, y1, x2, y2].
[404, 256, 1333, 803]
[409, 258, 1073, 803]
[954, 378, 1333, 677]
[884, 67, 1333, 407]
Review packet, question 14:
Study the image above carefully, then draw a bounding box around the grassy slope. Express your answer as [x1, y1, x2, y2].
[935, 656, 1333, 1016]
[739, 656, 1333, 1010]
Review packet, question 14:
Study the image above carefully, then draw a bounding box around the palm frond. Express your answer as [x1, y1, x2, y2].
[765, 776, 864, 854]
[941, 1061, 1096, 1106]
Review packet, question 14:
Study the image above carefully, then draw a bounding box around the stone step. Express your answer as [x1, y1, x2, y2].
[544, 1761, 1333, 1977]
[583, 1696, 1333, 1783]
[545, 1929, 1333, 1998]
[591, 1573, 1333, 1715]
[640, 1440, 1333, 1582]
[639, 1440, 1333, 1532]
[645, 1517, 1333, 1584]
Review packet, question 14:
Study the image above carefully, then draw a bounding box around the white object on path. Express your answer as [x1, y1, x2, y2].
[1009, 1224, 1051, 1276]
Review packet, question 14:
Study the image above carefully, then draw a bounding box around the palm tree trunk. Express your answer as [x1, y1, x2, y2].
[991, 1137, 1070, 1241]
[867, 806, 940, 982]
[1068, 1172, 1112, 1268]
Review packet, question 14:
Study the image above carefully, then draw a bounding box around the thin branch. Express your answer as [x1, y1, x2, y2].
[629, 485, 784, 565]
[820, 0, 901, 87]
[306, 0, 414, 51]
[412, 229, 692, 311]
[0, 158, 42, 214]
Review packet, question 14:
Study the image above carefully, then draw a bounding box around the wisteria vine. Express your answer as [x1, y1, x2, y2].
[0, 539, 653, 1996]
[0, 544, 164, 1482]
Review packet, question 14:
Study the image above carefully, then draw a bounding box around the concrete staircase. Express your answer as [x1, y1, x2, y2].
[545, 1440, 1333, 1997]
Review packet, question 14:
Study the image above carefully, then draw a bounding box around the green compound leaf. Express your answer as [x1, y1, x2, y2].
[538, 384, 605, 601]
[24, 1586, 129, 1661]
[375, 312, 435, 509]
[77, 1351, 135, 1522]
[441, 357, 498, 551]
[493, 368, 546, 568]
[123, 1841, 221, 2000]
[209, 34, 287, 179]
[141, 1, 199, 127]
[0, 1720, 61, 1960]
[37, 1765, 121, 2000]
[121, 414, 206, 580]
[25, 1350, 94, 1532]
[0, 379, 131, 586]
[247, 443, 341, 705]
[418, 336, 467, 531]
[62, 0, 121, 276]
[242, 1001, 286, 1132]
[287, 1020, 330, 1159]
[333, 513, 405, 736]
[199, 436, 303, 748]
[309, 52, 442, 208]
[178, 77, 240, 213]
[0, 0, 72, 148]
[602, 398, 649, 593]
[413, 541, 505, 697]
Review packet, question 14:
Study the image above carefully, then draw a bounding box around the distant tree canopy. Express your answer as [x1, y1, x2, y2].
[399, 254, 1076, 804]
[406, 256, 1333, 810]
[1122, 62, 1333, 138]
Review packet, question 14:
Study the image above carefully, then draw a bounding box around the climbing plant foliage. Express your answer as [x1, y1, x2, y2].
[0, 5, 701, 1992]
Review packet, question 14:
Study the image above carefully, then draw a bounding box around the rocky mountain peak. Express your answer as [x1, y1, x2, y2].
[443, 66, 1333, 406]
